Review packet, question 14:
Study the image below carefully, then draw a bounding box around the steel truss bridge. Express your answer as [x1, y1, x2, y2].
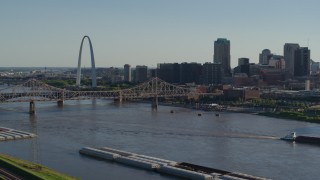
[0, 77, 218, 104]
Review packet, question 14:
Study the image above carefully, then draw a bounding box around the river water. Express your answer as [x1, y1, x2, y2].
[0, 100, 320, 180]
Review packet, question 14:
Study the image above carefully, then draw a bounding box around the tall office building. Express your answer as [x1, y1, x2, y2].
[284, 43, 300, 78]
[268, 55, 285, 69]
[236, 58, 250, 76]
[311, 60, 320, 75]
[180, 62, 202, 84]
[124, 64, 131, 82]
[157, 63, 180, 83]
[294, 47, 310, 77]
[238, 58, 249, 66]
[214, 38, 231, 77]
[259, 49, 272, 65]
[135, 65, 148, 83]
[202, 62, 222, 85]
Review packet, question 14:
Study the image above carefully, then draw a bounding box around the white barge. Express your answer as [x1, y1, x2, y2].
[79, 147, 270, 180]
[0, 127, 36, 141]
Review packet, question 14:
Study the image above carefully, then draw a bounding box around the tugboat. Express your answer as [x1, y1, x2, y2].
[280, 132, 297, 141]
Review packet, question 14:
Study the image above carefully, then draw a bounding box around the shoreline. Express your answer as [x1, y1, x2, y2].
[0, 153, 77, 180]
[258, 111, 320, 124]
[154, 102, 320, 124]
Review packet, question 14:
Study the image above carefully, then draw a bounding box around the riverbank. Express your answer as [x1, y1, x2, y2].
[221, 106, 320, 124]
[163, 102, 320, 124]
[0, 153, 78, 180]
[259, 111, 320, 123]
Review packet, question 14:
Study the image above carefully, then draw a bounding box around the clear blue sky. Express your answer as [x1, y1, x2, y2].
[1, 0, 320, 68]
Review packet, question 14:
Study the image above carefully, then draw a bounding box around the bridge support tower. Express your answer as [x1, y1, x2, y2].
[57, 100, 64, 107]
[29, 101, 36, 114]
[195, 103, 200, 109]
[152, 96, 158, 111]
[114, 91, 123, 103]
[57, 91, 64, 107]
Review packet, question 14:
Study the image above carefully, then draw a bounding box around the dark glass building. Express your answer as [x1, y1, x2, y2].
[214, 38, 231, 77]
[294, 47, 310, 77]
[135, 65, 148, 83]
[179, 63, 202, 84]
[202, 63, 222, 85]
[157, 63, 180, 83]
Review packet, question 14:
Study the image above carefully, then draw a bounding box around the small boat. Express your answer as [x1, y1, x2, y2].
[198, 113, 202, 116]
[170, 110, 174, 113]
[215, 113, 220, 117]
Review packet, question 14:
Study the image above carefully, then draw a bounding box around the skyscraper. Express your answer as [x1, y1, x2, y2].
[179, 62, 202, 84]
[294, 47, 310, 77]
[259, 49, 271, 65]
[237, 58, 250, 77]
[284, 43, 300, 78]
[135, 65, 148, 83]
[214, 38, 231, 77]
[311, 60, 320, 75]
[202, 62, 222, 85]
[157, 63, 180, 83]
[238, 58, 249, 66]
[124, 64, 131, 82]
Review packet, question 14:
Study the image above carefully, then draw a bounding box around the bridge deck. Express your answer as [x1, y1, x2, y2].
[0, 77, 221, 103]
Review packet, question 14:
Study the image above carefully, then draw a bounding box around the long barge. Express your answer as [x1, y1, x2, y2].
[79, 146, 269, 180]
[281, 132, 320, 145]
[0, 127, 36, 141]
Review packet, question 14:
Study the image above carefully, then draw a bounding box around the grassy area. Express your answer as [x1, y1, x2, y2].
[0, 153, 78, 180]
[260, 111, 320, 123]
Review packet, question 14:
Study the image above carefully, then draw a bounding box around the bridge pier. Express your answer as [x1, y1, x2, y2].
[57, 100, 64, 107]
[29, 101, 36, 114]
[151, 96, 158, 111]
[58, 91, 65, 107]
[114, 91, 123, 103]
[195, 103, 200, 110]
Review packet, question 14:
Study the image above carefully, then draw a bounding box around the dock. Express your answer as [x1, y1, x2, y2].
[79, 147, 270, 180]
[0, 127, 36, 141]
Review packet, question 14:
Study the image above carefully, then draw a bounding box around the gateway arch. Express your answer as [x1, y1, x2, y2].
[76, 35, 97, 88]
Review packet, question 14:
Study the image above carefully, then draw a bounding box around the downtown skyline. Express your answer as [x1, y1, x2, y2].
[1, 0, 320, 68]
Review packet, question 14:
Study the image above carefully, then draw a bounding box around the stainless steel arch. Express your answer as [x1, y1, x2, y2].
[76, 36, 97, 88]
